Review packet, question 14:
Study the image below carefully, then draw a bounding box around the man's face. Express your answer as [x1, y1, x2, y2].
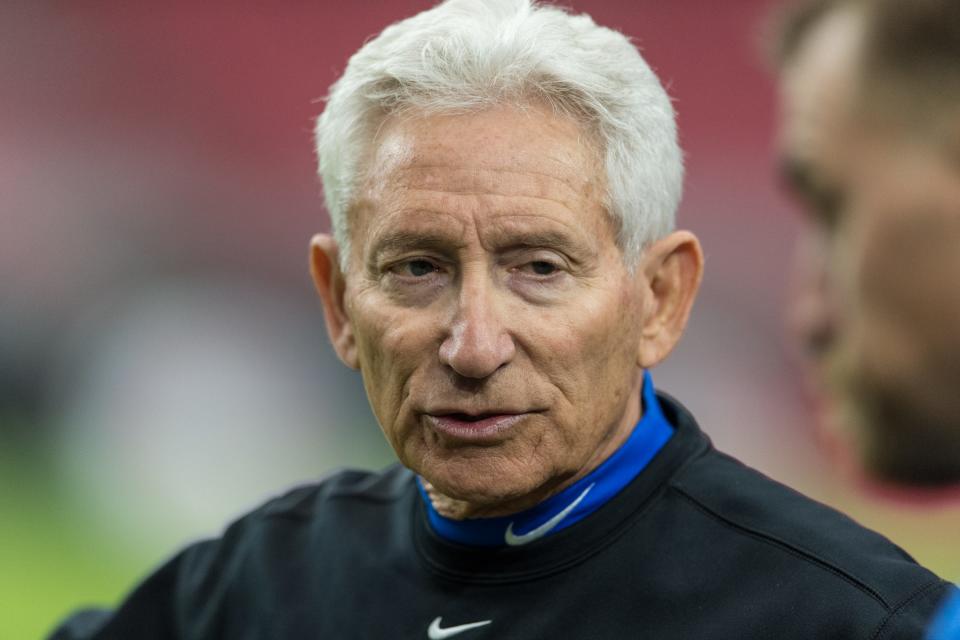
[779, 7, 960, 482]
[840, 137, 960, 482]
[331, 104, 653, 514]
[778, 6, 864, 421]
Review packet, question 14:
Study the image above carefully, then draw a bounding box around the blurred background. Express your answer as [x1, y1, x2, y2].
[3, 2, 958, 637]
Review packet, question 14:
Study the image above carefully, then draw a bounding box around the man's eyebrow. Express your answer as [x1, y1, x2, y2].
[778, 156, 816, 198]
[778, 156, 845, 220]
[368, 229, 458, 259]
[494, 229, 586, 254]
[367, 226, 592, 262]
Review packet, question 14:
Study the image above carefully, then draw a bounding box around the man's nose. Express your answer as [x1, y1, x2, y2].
[789, 231, 838, 360]
[438, 273, 516, 379]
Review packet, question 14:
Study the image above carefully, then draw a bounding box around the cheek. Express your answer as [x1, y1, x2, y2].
[828, 227, 860, 299]
[351, 294, 441, 412]
[349, 297, 405, 401]
[531, 287, 641, 395]
[860, 213, 960, 336]
[579, 282, 642, 354]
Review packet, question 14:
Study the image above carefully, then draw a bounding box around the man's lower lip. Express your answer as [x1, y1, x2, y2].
[425, 414, 525, 439]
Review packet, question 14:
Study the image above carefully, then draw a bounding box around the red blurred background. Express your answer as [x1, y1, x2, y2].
[3, 2, 957, 636]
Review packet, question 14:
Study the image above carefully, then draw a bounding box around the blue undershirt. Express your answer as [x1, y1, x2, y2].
[417, 371, 673, 547]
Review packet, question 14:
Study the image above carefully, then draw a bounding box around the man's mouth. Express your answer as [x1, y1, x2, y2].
[424, 411, 529, 441]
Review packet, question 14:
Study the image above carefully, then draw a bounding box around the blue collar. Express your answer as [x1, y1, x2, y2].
[417, 371, 674, 547]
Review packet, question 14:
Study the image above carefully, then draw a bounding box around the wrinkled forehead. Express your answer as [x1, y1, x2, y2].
[363, 105, 604, 197]
[346, 105, 614, 256]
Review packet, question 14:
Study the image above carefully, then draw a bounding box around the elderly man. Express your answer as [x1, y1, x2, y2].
[775, 0, 960, 488]
[51, 1, 951, 638]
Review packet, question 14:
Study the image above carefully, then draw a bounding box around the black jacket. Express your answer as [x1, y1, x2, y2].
[51, 394, 952, 639]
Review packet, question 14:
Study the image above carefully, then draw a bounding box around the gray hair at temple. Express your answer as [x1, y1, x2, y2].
[314, 0, 682, 270]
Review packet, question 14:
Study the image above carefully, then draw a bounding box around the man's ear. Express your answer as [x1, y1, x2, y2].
[635, 230, 704, 368]
[310, 234, 359, 369]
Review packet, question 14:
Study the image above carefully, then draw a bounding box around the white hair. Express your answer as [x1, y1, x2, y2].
[315, 0, 683, 269]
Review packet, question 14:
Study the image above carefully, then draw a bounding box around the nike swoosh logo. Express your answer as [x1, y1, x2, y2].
[427, 617, 492, 639]
[504, 482, 594, 546]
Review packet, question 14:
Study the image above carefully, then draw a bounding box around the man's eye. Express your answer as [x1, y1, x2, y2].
[529, 261, 557, 276]
[395, 259, 438, 277]
[516, 260, 560, 277]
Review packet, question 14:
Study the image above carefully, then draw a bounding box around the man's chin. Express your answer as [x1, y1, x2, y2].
[858, 421, 960, 488]
[419, 465, 551, 519]
[848, 387, 960, 488]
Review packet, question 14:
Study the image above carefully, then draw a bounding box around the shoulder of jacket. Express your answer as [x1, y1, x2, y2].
[173, 464, 414, 590]
[669, 449, 944, 612]
[243, 463, 414, 523]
